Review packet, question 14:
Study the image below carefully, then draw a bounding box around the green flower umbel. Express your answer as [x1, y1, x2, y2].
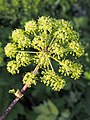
[41, 70, 66, 91]
[5, 16, 84, 91]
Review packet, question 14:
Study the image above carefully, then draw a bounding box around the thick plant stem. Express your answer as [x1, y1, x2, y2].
[0, 97, 19, 120]
[0, 63, 42, 120]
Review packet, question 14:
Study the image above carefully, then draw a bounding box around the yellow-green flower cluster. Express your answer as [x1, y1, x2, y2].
[25, 20, 37, 34]
[32, 33, 51, 50]
[59, 59, 83, 79]
[12, 29, 24, 42]
[49, 42, 68, 59]
[5, 16, 84, 91]
[6, 52, 31, 74]
[16, 52, 30, 67]
[68, 41, 84, 57]
[41, 70, 66, 91]
[4, 43, 17, 58]
[23, 72, 37, 87]
[7, 60, 20, 74]
[5, 29, 32, 74]
[12, 29, 31, 49]
[33, 51, 50, 68]
[53, 20, 80, 46]
[38, 16, 53, 33]
[32, 35, 45, 51]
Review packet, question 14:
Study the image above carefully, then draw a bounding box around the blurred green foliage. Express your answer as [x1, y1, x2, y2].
[0, 0, 90, 120]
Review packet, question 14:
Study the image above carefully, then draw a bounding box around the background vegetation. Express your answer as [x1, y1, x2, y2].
[0, 0, 90, 120]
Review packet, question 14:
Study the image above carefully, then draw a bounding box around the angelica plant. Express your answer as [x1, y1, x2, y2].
[0, 16, 84, 120]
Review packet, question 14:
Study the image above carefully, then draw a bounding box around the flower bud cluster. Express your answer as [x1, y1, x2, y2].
[23, 72, 37, 87]
[16, 52, 30, 67]
[7, 60, 20, 74]
[25, 20, 37, 34]
[4, 43, 17, 58]
[38, 16, 53, 33]
[68, 41, 84, 57]
[41, 70, 66, 91]
[7, 52, 31, 74]
[12, 29, 31, 49]
[33, 51, 50, 68]
[49, 42, 68, 59]
[59, 59, 83, 79]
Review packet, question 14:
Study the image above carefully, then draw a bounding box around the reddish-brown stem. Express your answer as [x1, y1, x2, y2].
[0, 63, 42, 120]
[0, 97, 19, 120]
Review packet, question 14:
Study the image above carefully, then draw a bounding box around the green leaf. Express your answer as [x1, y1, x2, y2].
[47, 100, 59, 116]
[36, 114, 57, 120]
[84, 71, 90, 80]
[61, 109, 70, 118]
[70, 91, 77, 103]
[58, 116, 66, 120]
[36, 114, 49, 120]
[33, 102, 50, 115]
